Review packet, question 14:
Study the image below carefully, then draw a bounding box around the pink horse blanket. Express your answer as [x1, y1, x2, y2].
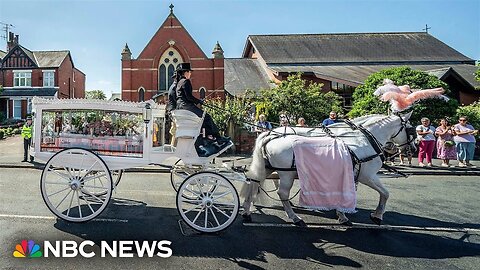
[292, 136, 356, 213]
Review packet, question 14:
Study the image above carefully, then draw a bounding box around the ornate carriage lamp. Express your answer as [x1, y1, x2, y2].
[143, 103, 152, 138]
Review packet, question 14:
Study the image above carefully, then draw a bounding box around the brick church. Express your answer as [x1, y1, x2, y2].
[121, 5, 479, 107]
[121, 4, 224, 102]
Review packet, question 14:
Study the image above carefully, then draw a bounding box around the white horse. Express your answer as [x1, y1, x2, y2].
[241, 112, 415, 226]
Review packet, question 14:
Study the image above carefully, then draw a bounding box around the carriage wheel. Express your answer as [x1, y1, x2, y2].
[40, 148, 112, 222]
[88, 169, 123, 196]
[176, 172, 239, 233]
[170, 159, 190, 192]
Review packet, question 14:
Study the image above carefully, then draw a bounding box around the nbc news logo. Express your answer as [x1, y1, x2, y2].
[13, 239, 172, 258]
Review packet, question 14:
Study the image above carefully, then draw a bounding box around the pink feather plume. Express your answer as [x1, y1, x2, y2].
[375, 79, 446, 112]
[380, 87, 445, 112]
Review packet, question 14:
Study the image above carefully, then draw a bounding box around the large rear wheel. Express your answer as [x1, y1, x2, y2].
[40, 148, 112, 222]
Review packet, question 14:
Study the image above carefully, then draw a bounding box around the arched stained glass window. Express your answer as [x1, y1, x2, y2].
[158, 48, 183, 93]
[168, 64, 175, 87]
[159, 65, 166, 92]
[138, 87, 145, 102]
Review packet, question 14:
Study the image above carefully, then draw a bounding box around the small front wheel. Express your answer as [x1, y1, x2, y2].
[176, 172, 239, 233]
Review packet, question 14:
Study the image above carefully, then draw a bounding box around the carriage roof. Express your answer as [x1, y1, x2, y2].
[32, 97, 165, 113]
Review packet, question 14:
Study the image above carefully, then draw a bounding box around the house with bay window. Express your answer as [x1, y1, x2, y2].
[0, 32, 85, 120]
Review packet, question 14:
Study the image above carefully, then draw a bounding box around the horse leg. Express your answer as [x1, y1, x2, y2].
[336, 210, 352, 226]
[361, 176, 389, 225]
[277, 172, 306, 227]
[241, 183, 255, 223]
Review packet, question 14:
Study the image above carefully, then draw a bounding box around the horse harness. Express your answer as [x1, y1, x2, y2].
[261, 118, 412, 180]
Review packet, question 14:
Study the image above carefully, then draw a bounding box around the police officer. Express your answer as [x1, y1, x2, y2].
[21, 116, 34, 162]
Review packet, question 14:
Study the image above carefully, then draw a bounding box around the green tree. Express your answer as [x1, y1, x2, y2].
[348, 66, 458, 124]
[204, 91, 255, 134]
[85, 90, 106, 100]
[258, 73, 343, 126]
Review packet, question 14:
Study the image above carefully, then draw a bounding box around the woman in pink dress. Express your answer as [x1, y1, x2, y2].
[435, 119, 457, 167]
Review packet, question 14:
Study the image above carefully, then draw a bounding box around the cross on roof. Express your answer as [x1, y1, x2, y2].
[169, 3, 174, 14]
[423, 24, 431, 34]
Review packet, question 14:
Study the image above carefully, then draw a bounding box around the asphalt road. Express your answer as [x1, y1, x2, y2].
[0, 168, 479, 270]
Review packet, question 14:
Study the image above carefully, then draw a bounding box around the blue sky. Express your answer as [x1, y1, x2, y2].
[0, 0, 479, 98]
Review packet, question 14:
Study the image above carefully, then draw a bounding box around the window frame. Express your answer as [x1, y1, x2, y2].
[13, 71, 32, 87]
[13, 99, 22, 119]
[43, 70, 55, 87]
[158, 48, 183, 93]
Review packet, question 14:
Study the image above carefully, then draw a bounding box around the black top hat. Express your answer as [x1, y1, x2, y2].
[176, 63, 192, 71]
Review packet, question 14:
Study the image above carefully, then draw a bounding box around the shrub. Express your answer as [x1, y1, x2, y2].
[13, 128, 21, 134]
[258, 72, 343, 126]
[0, 129, 4, 139]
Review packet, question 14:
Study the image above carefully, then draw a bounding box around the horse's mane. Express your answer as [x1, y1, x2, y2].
[327, 114, 385, 128]
[361, 114, 397, 128]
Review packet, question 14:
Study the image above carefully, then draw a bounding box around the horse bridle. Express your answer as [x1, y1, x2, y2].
[390, 117, 416, 148]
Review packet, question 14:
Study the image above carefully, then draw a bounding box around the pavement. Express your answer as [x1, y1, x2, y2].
[1, 135, 479, 176]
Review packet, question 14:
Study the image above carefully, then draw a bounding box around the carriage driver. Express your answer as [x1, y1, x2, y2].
[175, 63, 230, 155]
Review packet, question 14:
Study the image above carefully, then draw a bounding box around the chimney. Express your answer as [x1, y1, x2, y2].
[7, 32, 19, 52]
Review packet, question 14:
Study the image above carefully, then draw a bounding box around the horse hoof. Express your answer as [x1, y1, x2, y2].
[340, 220, 353, 226]
[294, 220, 308, 227]
[370, 214, 382, 225]
[242, 214, 252, 223]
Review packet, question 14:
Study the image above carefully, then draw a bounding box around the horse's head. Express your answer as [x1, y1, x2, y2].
[390, 111, 416, 153]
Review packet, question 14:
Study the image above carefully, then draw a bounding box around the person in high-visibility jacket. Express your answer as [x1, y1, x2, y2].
[21, 116, 34, 162]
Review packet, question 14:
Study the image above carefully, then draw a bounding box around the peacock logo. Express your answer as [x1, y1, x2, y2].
[13, 240, 43, 258]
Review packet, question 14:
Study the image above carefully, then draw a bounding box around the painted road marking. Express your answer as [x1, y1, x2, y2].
[243, 222, 480, 233]
[0, 213, 128, 223]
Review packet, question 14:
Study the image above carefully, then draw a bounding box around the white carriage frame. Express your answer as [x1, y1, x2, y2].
[32, 97, 245, 233]
[31, 97, 234, 169]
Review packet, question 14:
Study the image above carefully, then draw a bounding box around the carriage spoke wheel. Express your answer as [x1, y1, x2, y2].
[170, 159, 192, 192]
[88, 169, 123, 196]
[40, 148, 112, 222]
[176, 172, 239, 233]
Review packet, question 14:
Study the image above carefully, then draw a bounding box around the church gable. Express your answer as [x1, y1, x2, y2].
[137, 7, 207, 60]
[2, 45, 38, 68]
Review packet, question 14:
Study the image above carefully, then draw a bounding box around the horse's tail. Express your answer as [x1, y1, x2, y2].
[240, 132, 269, 204]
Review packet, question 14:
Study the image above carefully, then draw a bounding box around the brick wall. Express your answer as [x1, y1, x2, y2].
[233, 126, 256, 154]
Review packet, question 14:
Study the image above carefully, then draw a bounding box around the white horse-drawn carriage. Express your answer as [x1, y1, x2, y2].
[32, 97, 416, 233]
[31, 97, 245, 233]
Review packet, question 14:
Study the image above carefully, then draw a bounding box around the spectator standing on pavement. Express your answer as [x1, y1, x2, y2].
[254, 114, 272, 135]
[416, 117, 436, 167]
[296, 117, 307, 127]
[399, 145, 413, 166]
[21, 116, 34, 162]
[322, 111, 337, 126]
[435, 118, 457, 167]
[453, 116, 478, 167]
[279, 113, 289, 127]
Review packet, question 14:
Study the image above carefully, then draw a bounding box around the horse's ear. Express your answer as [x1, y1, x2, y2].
[400, 111, 413, 121]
